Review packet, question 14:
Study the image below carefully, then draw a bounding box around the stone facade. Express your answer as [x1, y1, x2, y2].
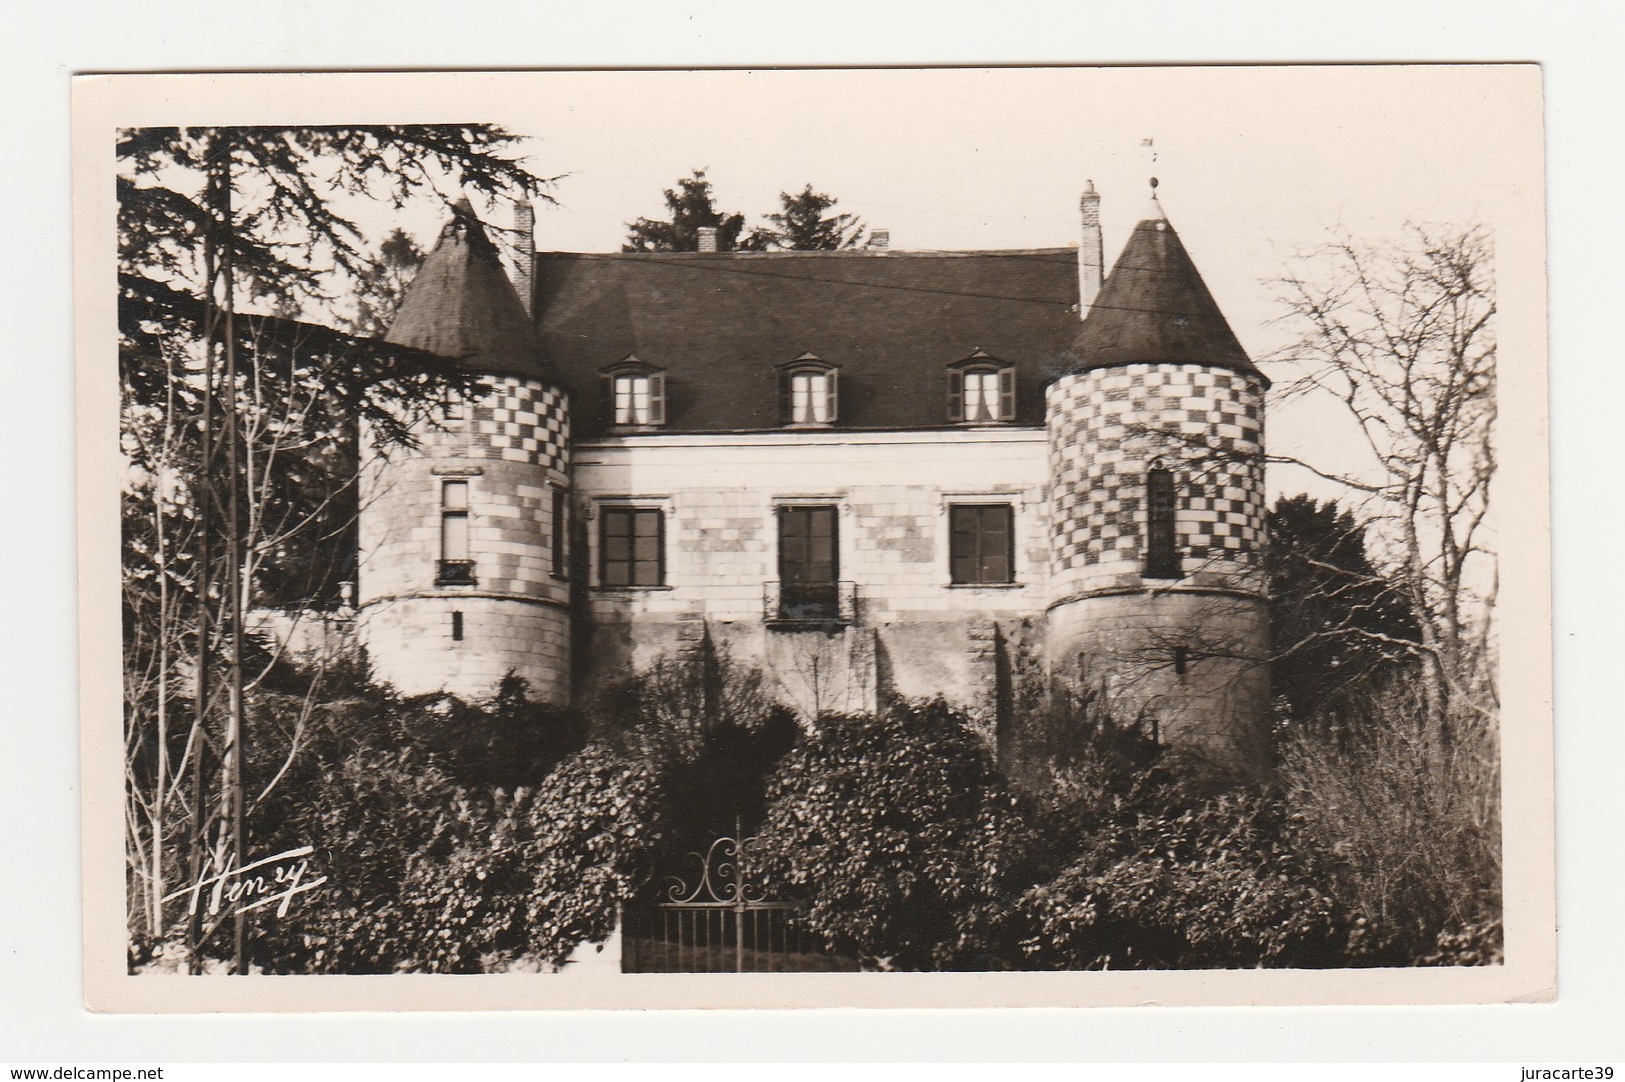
[1046, 363, 1269, 778]
[572, 429, 1049, 733]
[357, 375, 572, 703]
[1048, 363, 1267, 600]
[353, 189, 1274, 777]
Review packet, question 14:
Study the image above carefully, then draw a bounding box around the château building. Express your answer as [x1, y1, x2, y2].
[354, 180, 1272, 777]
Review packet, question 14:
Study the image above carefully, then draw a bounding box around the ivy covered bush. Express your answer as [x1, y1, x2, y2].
[1015, 794, 1345, 970]
[178, 647, 1498, 975]
[753, 699, 1037, 970]
[237, 669, 677, 973]
[233, 648, 786, 974]
[521, 744, 673, 968]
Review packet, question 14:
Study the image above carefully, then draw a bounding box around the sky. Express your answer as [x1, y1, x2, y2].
[319, 66, 1540, 506]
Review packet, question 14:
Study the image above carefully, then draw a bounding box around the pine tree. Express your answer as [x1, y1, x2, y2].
[622, 169, 746, 252]
[118, 125, 550, 973]
[350, 228, 426, 338]
[746, 185, 866, 251]
[1265, 495, 1420, 729]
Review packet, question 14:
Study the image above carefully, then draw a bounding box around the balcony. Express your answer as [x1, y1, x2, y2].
[436, 559, 478, 586]
[763, 580, 857, 630]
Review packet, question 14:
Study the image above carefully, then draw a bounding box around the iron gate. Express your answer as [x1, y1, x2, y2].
[623, 829, 844, 973]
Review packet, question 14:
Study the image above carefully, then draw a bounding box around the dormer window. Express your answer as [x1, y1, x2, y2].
[601, 357, 666, 427]
[946, 349, 1015, 423]
[778, 354, 838, 427]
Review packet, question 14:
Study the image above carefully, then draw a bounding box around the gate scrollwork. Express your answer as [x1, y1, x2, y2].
[662, 832, 772, 906]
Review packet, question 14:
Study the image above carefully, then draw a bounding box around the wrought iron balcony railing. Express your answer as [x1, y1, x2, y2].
[763, 580, 857, 629]
[436, 559, 478, 586]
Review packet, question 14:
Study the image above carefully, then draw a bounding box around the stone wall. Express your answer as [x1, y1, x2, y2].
[1047, 363, 1267, 605]
[1047, 588, 1270, 779]
[1045, 363, 1270, 778]
[356, 375, 572, 703]
[358, 594, 570, 703]
[572, 428, 1051, 724]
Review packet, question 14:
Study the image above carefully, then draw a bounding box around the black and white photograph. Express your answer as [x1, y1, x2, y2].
[76, 64, 1551, 1010]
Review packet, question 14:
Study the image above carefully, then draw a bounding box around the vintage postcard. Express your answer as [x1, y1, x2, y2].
[74, 65, 1552, 1011]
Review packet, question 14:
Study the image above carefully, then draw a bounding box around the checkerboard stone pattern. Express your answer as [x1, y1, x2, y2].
[1047, 363, 1266, 602]
[416, 376, 570, 475]
[357, 375, 573, 705]
[1043, 363, 1271, 781]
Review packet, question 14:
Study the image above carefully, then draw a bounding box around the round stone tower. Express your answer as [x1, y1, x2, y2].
[1046, 188, 1270, 779]
[356, 202, 572, 704]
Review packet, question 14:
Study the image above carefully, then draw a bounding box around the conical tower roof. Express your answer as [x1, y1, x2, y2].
[1069, 197, 1261, 379]
[385, 202, 550, 380]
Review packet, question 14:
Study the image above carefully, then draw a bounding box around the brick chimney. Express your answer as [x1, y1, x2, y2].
[513, 200, 535, 317]
[869, 228, 890, 252]
[696, 225, 718, 253]
[1078, 180, 1103, 319]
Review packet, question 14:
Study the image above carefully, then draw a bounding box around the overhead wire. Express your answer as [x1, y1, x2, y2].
[543, 249, 1245, 324]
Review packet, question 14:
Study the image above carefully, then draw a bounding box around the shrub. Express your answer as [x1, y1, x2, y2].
[248, 744, 467, 972]
[521, 744, 672, 969]
[240, 655, 761, 973]
[249, 739, 673, 974]
[239, 672, 591, 972]
[753, 699, 1035, 970]
[1278, 677, 1502, 965]
[1016, 793, 1345, 970]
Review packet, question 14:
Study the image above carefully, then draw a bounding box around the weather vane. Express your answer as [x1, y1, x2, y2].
[1142, 137, 1159, 192]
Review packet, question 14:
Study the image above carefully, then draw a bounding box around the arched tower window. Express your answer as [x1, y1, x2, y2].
[778, 354, 838, 426]
[1144, 466, 1180, 580]
[946, 349, 1015, 423]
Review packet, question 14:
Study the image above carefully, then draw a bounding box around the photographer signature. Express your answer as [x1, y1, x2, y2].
[162, 845, 327, 919]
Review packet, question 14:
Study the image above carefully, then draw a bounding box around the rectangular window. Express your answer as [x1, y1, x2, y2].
[1145, 468, 1180, 579]
[437, 480, 476, 584]
[964, 371, 1000, 422]
[949, 504, 1015, 584]
[451, 610, 464, 641]
[600, 507, 664, 587]
[611, 373, 665, 425]
[792, 372, 830, 423]
[782, 367, 838, 425]
[949, 365, 1016, 423]
[777, 505, 840, 619]
[551, 488, 568, 579]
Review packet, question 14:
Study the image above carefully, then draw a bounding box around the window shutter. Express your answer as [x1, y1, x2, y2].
[778, 369, 792, 425]
[647, 371, 666, 425]
[998, 366, 1016, 421]
[986, 505, 1014, 582]
[825, 367, 839, 423]
[947, 370, 964, 422]
[600, 374, 615, 428]
[949, 505, 973, 583]
[655, 509, 667, 585]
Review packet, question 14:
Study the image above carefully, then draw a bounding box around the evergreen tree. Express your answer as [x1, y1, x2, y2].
[118, 125, 550, 971]
[622, 169, 746, 252]
[746, 184, 866, 251]
[350, 228, 426, 338]
[1265, 495, 1421, 729]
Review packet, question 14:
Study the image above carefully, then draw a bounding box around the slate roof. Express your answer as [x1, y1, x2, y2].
[532, 248, 1083, 436]
[386, 206, 551, 381]
[1068, 199, 1262, 380]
